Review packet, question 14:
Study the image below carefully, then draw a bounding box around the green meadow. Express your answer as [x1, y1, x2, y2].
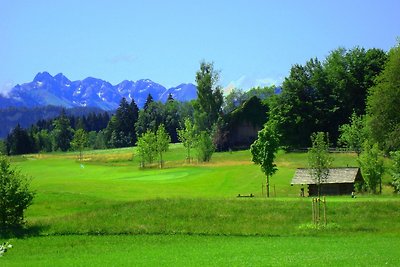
[1, 144, 400, 266]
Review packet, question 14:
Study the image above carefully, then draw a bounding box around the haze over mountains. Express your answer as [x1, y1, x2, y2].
[0, 72, 197, 110]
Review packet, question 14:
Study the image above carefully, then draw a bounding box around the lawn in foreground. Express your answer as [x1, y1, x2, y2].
[2, 234, 398, 266]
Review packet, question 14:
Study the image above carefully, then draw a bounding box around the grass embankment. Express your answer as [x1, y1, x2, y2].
[29, 197, 400, 237]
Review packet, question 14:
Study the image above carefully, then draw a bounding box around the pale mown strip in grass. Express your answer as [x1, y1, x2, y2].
[1, 234, 398, 266]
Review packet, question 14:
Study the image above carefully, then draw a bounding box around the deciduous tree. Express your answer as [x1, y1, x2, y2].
[367, 43, 400, 153]
[71, 128, 88, 161]
[389, 151, 400, 193]
[250, 123, 280, 197]
[194, 61, 223, 132]
[0, 156, 35, 233]
[308, 132, 333, 198]
[155, 124, 171, 168]
[136, 130, 157, 168]
[177, 118, 196, 163]
[358, 141, 384, 194]
[195, 131, 214, 162]
[338, 112, 367, 156]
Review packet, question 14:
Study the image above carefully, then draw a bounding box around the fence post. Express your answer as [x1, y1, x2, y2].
[261, 183, 264, 197]
[312, 198, 315, 225]
[323, 196, 327, 226]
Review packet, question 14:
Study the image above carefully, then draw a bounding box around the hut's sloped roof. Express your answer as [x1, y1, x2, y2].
[291, 168, 361, 185]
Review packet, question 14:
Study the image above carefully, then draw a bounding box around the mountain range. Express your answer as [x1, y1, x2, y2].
[0, 72, 197, 110]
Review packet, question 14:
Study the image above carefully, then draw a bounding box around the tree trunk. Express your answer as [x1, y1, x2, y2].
[318, 183, 321, 199]
[266, 175, 270, 198]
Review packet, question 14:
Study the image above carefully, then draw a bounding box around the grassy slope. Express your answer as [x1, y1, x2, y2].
[8, 145, 399, 235]
[1, 145, 400, 265]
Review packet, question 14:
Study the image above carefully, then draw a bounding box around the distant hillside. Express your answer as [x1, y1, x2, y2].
[0, 72, 197, 110]
[0, 106, 107, 139]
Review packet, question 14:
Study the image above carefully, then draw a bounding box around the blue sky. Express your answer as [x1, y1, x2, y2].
[0, 0, 399, 94]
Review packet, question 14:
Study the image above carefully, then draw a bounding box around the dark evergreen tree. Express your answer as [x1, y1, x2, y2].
[6, 124, 35, 155]
[52, 110, 74, 151]
[144, 94, 154, 110]
[135, 101, 165, 137]
[167, 93, 174, 102]
[164, 97, 180, 143]
[105, 98, 139, 148]
[129, 99, 140, 143]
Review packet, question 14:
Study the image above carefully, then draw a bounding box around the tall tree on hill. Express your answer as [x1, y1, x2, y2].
[194, 61, 223, 132]
[367, 43, 400, 153]
[250, 122, 280, 198]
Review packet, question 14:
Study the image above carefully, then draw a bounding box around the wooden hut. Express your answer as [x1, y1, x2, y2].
[291, 168, 363, 196]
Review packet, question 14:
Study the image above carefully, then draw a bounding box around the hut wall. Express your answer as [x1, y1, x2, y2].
[308, 183, 354, 196]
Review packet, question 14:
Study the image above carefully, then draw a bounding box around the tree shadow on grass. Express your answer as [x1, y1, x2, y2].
[0, 224, 49, 239]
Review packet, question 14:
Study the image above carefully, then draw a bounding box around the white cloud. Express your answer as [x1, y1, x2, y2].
[223, 75, 283, 94]
[0, 81, 15, 97]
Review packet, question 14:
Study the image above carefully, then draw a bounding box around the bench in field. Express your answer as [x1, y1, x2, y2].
[237, 193, 254, 198]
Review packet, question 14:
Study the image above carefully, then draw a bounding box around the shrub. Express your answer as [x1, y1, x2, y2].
[0, 156, 35, 234]
[196, 131, 215, 162]
[390, 151, 400, 193]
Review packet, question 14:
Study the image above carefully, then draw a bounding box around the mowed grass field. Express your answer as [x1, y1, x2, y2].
[1, 144, 400, 266]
